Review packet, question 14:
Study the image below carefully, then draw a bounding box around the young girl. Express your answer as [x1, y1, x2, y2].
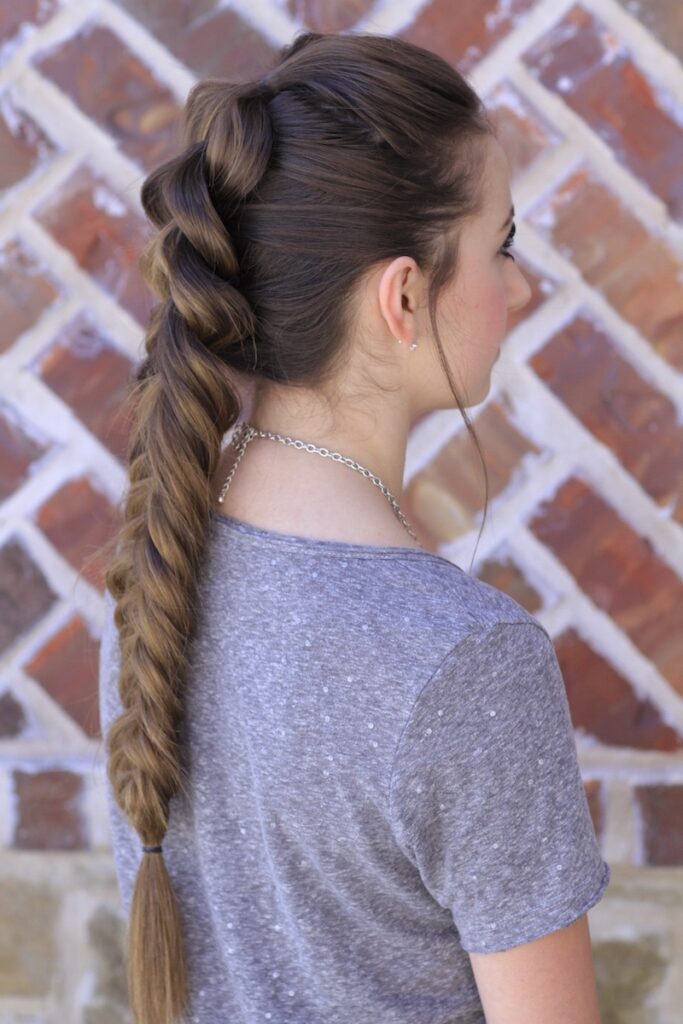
[98, 30, 611, 1024]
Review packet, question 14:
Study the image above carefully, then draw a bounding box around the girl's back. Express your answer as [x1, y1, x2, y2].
[99, 509, 610, 1023]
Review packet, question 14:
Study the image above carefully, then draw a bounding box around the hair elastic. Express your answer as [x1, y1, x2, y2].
[142, 845, 163, 853]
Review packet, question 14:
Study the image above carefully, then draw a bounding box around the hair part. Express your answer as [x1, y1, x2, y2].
[94, 30, 495, 1024]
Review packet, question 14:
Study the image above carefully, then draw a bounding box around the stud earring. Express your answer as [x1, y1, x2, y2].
[395, 336, 419, 352]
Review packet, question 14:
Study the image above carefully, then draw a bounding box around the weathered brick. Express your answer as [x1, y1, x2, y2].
[31, 163, 154, 326]
[399, 0, 539, 75]
[0, 236, 61, 354]
[0, 689, 27, 738]
[528, 476, 683, 696]
[34, 476, 120, 592]
[526, 165, 683, 369]
[475, 554, 544, 615]
[84, 904, 128, 1012]
[13, 768, 87, 849]
[108, 0, 219, 53]
[554, 627, 683, 751]
[112, 0, 279, 80]
[613, 0, 683, 63]
[171, 8, 282, 79]
[31, 22, 182, 171]
[30, 312, 135, 463]
[485, 79, 565, 177]
[0, 90, 58, 192]
[0, 878, 59, 995]
[592, 934, 669, 1018]
[0, 398, 51, 502]
[287, 0, 375, 32]
[0, 0, 59, 63]
[522, 5, 683, 220]
[4, 5, 683, 1009]
[111, 0, 218, 37]
[0, 538, 57, 656]
[23, 613, 101, 738]
[635, 784, 683, 865]
[405, 401, 543, 549]
[530, 313, 683, 525]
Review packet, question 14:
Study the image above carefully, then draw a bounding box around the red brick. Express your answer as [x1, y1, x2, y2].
[526, 166, 683, 369]
[109, 0, 218, 49]
[613, 0, 683, 64]
[0, 538, 57, 656]
[528, 476, 683, 697]
[399, 0, 539, 75]
[0, 0, 59, 61]
[13, 768, 87, 849]
[635, 784, 683, 865]
[485, 79, 565, 177]
[0, 236, 62, 354]
[168, 8, 281, 80]
[475, 554, 544, 615]
[0, 91, 58, 193]
[0, 398, 51, 502]
[0, 689, 27, 738]
[522, 5, 683, 221]
[23, 613, 101, 739]
[286, 0, 375, 32]
[112, 0, 279, 80]
[530, 313, 683, 525]
[554, 627, 683, 751]
[34, 476, 121, 592]
[32, 163, 154, 326]
[32, 22, 182, 171]
[405, 400, 543, 550]
[30, 312, 136, 463]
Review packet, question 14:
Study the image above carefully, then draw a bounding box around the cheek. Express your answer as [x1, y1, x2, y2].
[443, 264, 508, 340]
[471, 271, 508, 337]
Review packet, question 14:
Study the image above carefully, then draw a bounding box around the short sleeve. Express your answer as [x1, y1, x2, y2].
[388, 620, 611, 954]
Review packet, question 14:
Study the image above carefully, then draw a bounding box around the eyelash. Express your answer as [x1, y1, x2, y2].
[500, 221, 516, 260]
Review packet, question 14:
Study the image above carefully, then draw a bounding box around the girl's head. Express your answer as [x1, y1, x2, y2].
[101, 31, 528, 1024]
[335, 129, 530, 423]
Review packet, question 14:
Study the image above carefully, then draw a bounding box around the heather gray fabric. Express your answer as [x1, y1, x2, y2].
[98, 508, 611, 1024]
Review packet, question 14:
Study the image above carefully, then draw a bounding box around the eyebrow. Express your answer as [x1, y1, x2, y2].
[500, 204, 515, 232]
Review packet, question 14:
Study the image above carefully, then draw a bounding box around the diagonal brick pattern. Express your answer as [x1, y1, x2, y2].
[0, 0, 681, 1018]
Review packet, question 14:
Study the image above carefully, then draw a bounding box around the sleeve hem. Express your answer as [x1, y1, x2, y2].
[460, 858, 611, 955]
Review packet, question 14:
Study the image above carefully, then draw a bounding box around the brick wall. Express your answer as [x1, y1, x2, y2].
[0, 1, 682, 1021]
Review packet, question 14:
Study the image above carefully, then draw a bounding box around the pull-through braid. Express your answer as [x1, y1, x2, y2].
[103, 80, 274, 1024]
[94, 28, 496, 1024]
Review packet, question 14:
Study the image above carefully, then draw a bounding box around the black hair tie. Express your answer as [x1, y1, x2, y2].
[142, 845, 163, 853]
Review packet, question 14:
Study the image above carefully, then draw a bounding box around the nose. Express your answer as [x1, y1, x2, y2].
[508, 264, 532, 313]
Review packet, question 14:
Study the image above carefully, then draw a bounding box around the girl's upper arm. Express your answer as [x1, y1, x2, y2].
[468, 913, 603, 1024]
[389, 619, 611, 953]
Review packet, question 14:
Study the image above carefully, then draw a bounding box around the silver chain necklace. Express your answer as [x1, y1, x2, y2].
[217, 420, 419, 541]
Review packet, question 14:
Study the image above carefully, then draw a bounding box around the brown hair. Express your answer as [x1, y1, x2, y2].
[100, 30, 496, 1024]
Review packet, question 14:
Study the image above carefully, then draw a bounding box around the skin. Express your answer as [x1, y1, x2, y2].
[211, 136, 532, 548]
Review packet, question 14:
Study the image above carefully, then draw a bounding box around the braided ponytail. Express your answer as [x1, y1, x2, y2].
[103, 79, 273, 1024]
[100, 29, 494, 1024]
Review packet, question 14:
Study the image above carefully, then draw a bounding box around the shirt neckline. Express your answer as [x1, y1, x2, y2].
[209, 508, 465, 571]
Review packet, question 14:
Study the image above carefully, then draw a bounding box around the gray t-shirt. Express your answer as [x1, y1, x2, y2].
[98, 508, 611, 1024]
